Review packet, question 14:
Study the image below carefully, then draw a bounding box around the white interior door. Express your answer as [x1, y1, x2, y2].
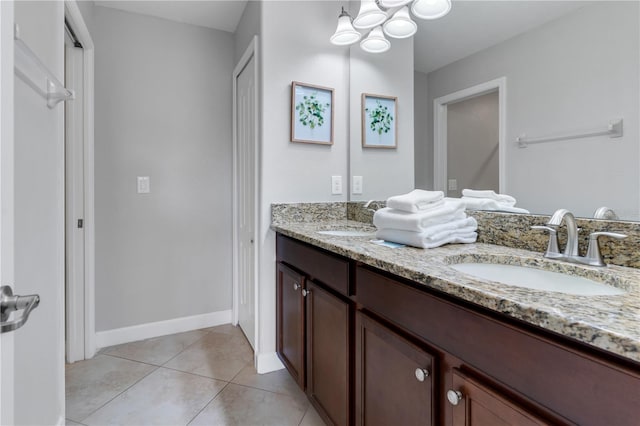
[235, 50, 257, 350]
[1, 2, 66, 424]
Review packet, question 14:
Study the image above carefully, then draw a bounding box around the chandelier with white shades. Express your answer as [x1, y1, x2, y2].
[330, 0, 452, 53]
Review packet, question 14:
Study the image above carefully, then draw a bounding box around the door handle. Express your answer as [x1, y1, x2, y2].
[0, 285, 40, 333]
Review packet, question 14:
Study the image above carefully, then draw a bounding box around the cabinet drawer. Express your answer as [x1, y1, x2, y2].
[276, 234, 349, 296]
[355, 265, 640, 425]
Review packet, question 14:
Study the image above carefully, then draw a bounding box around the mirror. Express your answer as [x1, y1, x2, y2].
[349, 1, 640, 221]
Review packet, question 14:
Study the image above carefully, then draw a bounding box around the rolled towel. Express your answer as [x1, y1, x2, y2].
[387, 189, 444, 213]
[376, 228, 478, 249]
[373, 201, 465, 232]
[460, 198, 530, 214]
[461, 189, 516, 206]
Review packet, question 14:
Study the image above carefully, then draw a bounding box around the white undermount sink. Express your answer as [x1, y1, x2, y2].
[317, 230, 376, 237]
[450, 263, 626, 296]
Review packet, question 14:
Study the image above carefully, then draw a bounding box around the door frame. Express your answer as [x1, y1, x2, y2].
[231, 36, 260, 352]
[64, 0, 96, 361]
[0, 1, 16, 423]
[433, 77, 506, 194]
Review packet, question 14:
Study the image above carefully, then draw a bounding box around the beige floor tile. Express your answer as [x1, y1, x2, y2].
[189, 383, 308, 426]
[202, 323, 244, 336]
[101, 329, 209, 365]
[65, 420, 85, 426]
[231, 365, 307, 406]
[299, 404, 326, 426]
[65, 355, 156, 422]
[164, 330, 253, 381]
[82, 367, 227, 426]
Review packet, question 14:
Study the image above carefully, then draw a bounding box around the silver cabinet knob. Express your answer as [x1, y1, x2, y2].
[293, 282, 300, 291]
[415, 368, 429, 382]
[302, 289, 311, 297]
[447, 390, 463, 406]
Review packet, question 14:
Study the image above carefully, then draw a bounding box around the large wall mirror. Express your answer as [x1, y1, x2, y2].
[349, 1, 639, 221]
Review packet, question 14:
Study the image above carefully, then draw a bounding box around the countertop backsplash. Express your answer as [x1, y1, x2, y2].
[271, 201, 640, 269]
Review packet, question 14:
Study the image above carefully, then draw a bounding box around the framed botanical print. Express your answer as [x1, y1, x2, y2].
[362, 93, 397, 148]
[291, 81, 334, 145]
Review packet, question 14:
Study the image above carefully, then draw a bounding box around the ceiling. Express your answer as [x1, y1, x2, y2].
[94, 1, 587, 73]
[413, 1, 587, 73]
[94, 0, 248, 33]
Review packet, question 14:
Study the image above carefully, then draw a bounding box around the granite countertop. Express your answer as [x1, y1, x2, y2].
[272, 219, 640, 364]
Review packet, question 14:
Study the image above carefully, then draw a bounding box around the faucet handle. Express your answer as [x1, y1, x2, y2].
[531, 226, 560, 255]
[585, 232, 628, 266]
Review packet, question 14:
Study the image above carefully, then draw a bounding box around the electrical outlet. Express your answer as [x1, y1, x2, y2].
[331, 176, 343, 195]
[448, 178, 457, 191]
[137, 176, 150, 194]
[352, 176, 363, 194]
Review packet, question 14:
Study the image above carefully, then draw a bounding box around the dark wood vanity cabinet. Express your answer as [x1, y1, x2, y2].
[276, 234, 351, 426]
[276, 233, 640, 426]
[355, 311, 435, 426]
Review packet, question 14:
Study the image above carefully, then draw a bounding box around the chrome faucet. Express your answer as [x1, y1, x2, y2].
[532, 208, 627, 267]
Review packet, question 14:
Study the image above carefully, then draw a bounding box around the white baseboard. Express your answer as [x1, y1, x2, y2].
[256, 351, 284, 374]
[95, 309, 232, 349]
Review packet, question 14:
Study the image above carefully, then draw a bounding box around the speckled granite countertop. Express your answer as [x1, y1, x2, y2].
[272, 219, 640, 364]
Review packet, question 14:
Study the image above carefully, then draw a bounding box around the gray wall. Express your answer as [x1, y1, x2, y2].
[76, 0, 95, 35]
[94, 6, 234, 331]
[422, 2, 639, 218]
[447, 91, 499, 197]
[414, 70, 431, 189]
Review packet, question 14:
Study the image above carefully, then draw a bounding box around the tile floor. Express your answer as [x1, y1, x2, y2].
[65, 324, 325, 426]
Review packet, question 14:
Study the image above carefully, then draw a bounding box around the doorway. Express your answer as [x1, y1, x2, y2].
[433, 77, 506, 194]
[232, 37, 259, 352]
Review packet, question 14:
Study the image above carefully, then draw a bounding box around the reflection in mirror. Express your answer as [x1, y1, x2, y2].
[352, 1, 639, 221]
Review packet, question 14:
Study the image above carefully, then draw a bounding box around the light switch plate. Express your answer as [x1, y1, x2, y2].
[448, 178, 457, 191]
[331, 176, 342, 195]
[137, 176, 150, 194]
[352, 176, 363, 194]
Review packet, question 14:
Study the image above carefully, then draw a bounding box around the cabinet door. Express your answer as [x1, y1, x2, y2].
[276, 262, 305, 389]
[306, 281, 350, 426]
[355, 312, 435, 426]
[448, 369, 551, 426]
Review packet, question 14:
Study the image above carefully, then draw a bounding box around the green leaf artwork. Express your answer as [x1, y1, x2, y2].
[366, 100, 394, 135]
[296, 92, 329, 129]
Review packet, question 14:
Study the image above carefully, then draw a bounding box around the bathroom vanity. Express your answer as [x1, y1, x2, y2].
[273, 214, 640, 426]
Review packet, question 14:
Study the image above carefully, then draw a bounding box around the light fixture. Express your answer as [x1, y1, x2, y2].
[353, 0, 387, 29]
[383, 6, 417, 39]
[360, 26, 391, 53]
[330, 7, 362, 46]
[411, 0, 452, 20]
[331, 0, 452, 53]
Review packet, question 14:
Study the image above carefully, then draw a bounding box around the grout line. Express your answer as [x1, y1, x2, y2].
[100, 352, 163, 368]
[185, 381, 231, 426]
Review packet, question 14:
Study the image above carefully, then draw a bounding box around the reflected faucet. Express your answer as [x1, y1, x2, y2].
[547, 209, 579, 256]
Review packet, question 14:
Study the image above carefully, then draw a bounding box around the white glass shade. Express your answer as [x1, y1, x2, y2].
[330, 14, 362, 45]
[411, 0, 452, 20]
[383, 6, 417, 39]
[353, 0, 387, 29]
[360, 26, 391, 53]
[379, 0, 413, 8]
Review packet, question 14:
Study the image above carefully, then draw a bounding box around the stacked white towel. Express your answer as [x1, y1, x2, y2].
[373, 192, 477, 249]
[460, 189, 530, 214]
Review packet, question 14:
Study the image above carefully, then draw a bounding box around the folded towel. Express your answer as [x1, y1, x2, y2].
[373, 201, 465, 232]
[460, 197, 530, 214]
[387, 189, 444, 213]
[461, 189, 516, 206]
[376, 228, 478, 249]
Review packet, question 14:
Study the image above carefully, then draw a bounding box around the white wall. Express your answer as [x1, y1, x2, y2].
[349, 33, 415, 201]
[256, 0, 350, 369]
[14, 2, 65, 423]
[414, 70, 431, 189]
[234, 0, 261, 65]
[93, 6, 234, 331]
[423, 2, 639, 218]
